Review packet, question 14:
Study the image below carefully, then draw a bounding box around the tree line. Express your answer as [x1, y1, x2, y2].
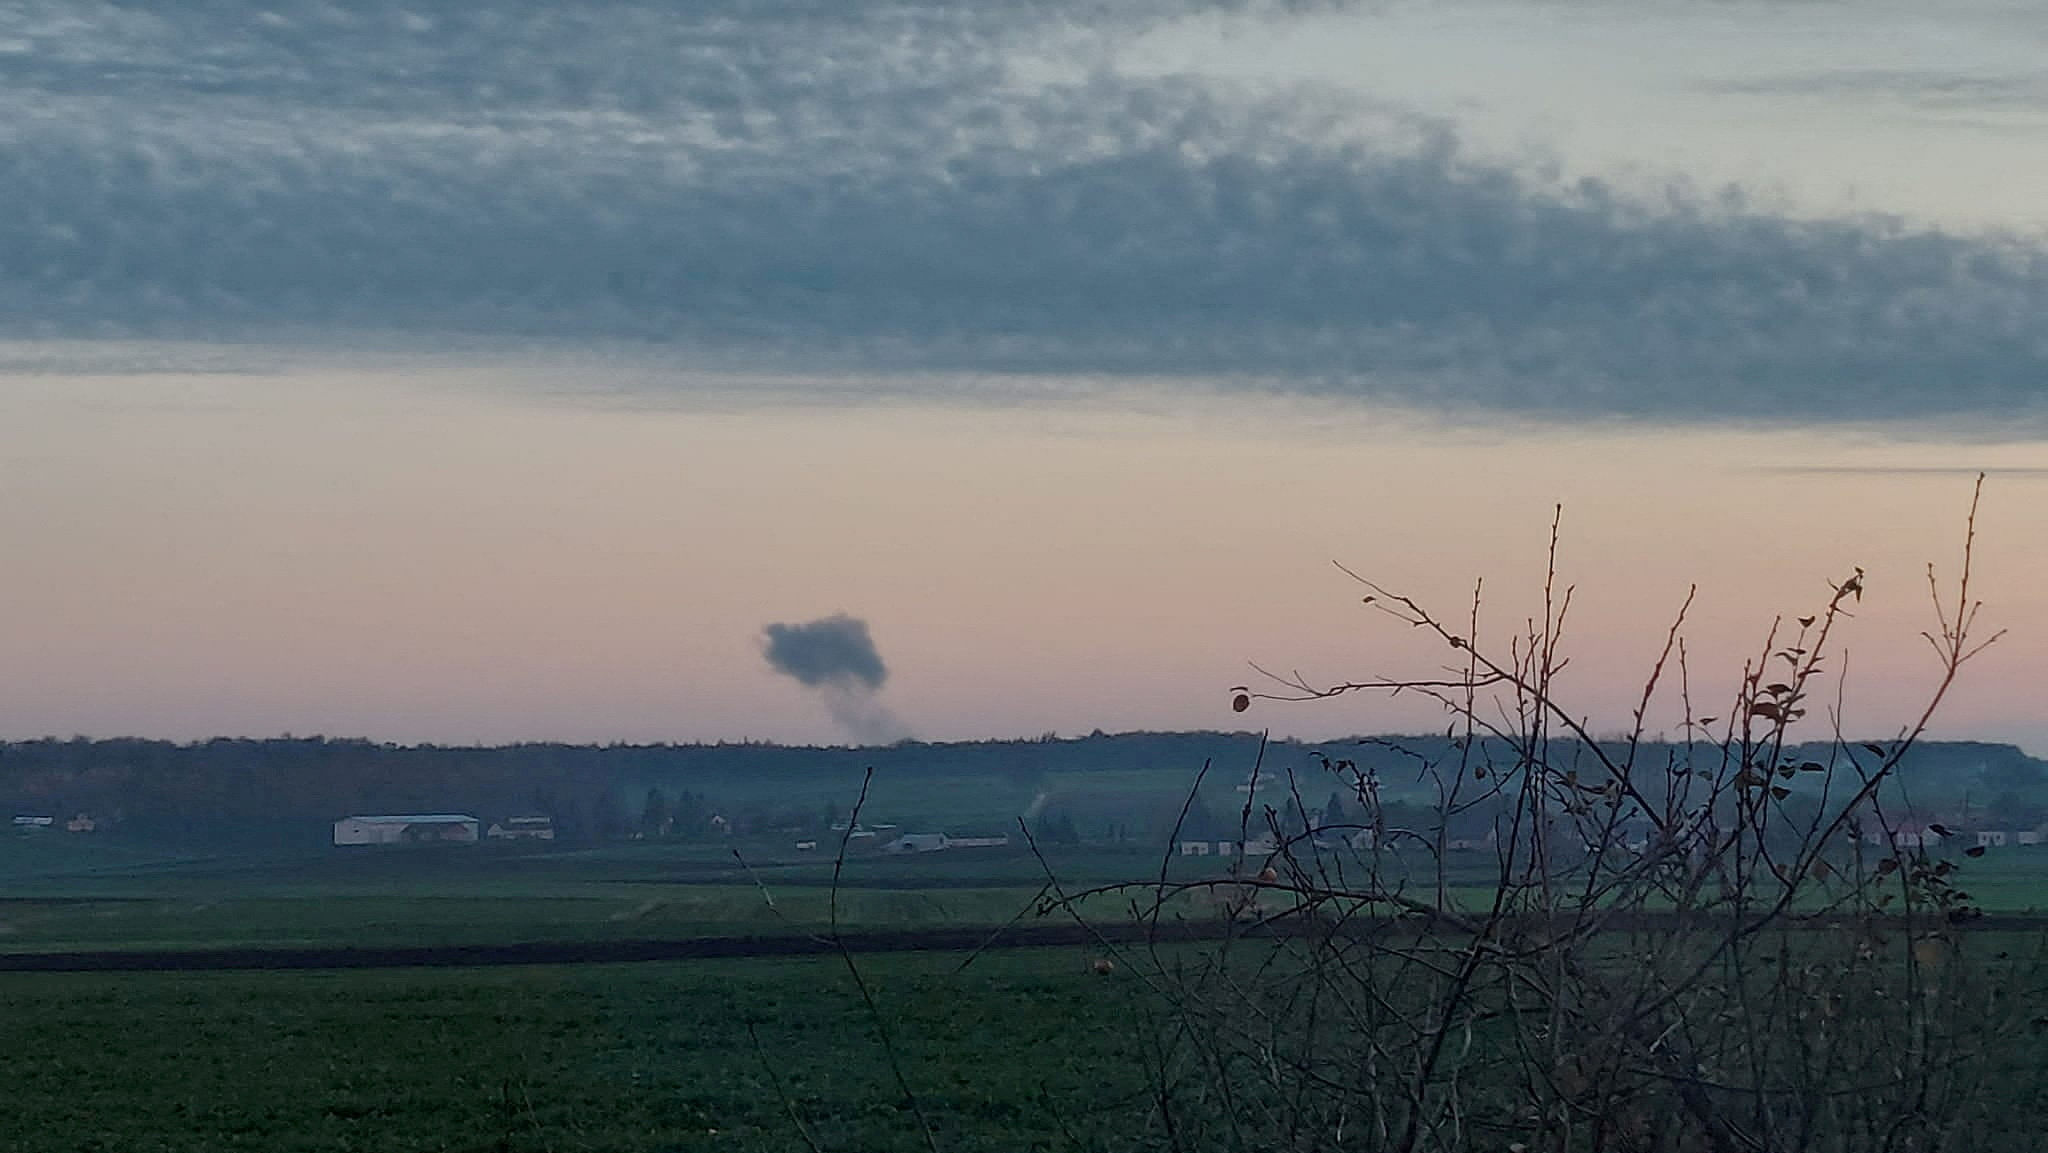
[0, 732, 2035, 849]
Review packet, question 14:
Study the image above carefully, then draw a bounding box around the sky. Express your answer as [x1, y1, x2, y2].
[2, 0, 2046, 750]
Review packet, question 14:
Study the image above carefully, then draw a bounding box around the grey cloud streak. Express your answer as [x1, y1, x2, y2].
[1703, 69, 2048, 107]
[5, 1, 2048, 423]
[1760, 466, 2048, 478]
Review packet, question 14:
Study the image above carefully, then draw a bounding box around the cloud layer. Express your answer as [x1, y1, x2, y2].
[5, 0, 2048, 421]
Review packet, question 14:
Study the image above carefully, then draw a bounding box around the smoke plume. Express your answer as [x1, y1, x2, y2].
[761, 614, 908, 744]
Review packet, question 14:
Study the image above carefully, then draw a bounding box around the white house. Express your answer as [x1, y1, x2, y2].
[333, 814, 480, 846]
[1863, 823, 1945, 850]
[1901, 824, 1945, 849]
[1977, 830, 2009, 849]
[882, 832, 949, 853]
[1179, 838, 1279, 858]
[486, 816, 555, 841]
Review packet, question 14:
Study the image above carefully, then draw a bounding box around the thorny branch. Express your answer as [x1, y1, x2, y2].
[1036, 476, 2033, 1153]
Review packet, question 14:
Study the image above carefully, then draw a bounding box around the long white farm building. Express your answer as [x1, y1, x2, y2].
[333, 814, 480, 846]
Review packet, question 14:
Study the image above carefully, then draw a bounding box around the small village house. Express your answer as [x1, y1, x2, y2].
[1181, 837, 1277, 857]
[485, 816, 555, 841]
[1864, 821, 1947, 850]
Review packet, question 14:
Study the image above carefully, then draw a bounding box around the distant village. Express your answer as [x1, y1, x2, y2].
[14, 794, 2047, 869]
[13, 802, 2047, 860]
[320, 812, 1012, 854]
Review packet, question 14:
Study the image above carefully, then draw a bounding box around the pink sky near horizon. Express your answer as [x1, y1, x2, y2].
[1, 360, 2042, 755]
[8, 2, 2048, 762]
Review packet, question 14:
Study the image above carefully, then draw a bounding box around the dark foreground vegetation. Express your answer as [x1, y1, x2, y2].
[1007, 483, 2048, 1152]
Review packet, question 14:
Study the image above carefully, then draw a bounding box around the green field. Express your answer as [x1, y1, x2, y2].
[7, 933, 2047, 1152]
[8, 829, 2048, 1151]
[0, 950, 1158, 1152]
[8, 827, 2048, 955]
[0, 834, 1211, 953]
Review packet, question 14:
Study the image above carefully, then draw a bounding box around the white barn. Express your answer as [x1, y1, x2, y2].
[333, 814, 480, 846]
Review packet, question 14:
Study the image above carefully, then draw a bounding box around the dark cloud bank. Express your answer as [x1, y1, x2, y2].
[5, 0, 2047, 423]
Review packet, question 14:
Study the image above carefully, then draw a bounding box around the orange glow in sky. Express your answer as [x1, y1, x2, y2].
[1, 359, 2040, 751]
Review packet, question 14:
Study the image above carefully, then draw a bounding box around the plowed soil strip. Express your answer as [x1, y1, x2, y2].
[5, 913, 2039, 972]
[0, 922, 1181, 972]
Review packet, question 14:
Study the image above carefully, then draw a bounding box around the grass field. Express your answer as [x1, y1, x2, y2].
[7, 827, 2048, 955]
[8, 828, 2048, 1151]
[8, 934, 2048, 1152]
[0, 835, 1215, 953]
[0, 950, 1156, 1152]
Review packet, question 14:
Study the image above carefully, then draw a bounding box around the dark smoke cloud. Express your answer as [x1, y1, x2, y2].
[762, 615, 889, 690]
[761, 614, 907, 743]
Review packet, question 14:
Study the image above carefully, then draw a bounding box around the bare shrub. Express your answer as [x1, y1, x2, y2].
[1037, 476, 2048, 1152]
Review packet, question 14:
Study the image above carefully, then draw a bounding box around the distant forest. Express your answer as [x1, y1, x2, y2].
[1, 732, 2041, 849]
[0, 731, 1275, 846]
